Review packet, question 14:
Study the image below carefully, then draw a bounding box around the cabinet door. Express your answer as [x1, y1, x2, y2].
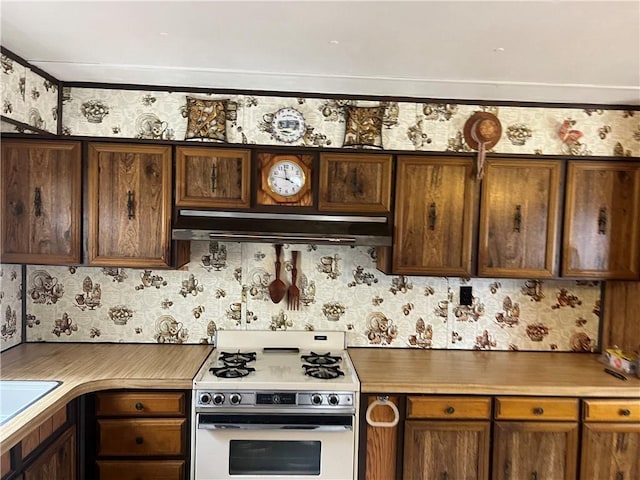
[580, 423, 640, 480]
[175, 147, 251, 208]
[87, 143, 174, 267]
[493, 422, 578, 480]
[392, 156, 478, 276]
[23, 426, 75, 480]
[404, 420, 490, 480]
[1, 139, 81, 264]
[563, 161, 640, 279]
[364, 395, 401, 480]
[318, 153, 392, 213]
[478, 159, 562, 277]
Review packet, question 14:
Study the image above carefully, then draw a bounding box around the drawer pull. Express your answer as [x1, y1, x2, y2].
[135, 402, 144, 411]
[445, 406, 455, 415]
[135, 436, 144, 445]
[619, 408, 631, 416]
[533, 407, 544, 415]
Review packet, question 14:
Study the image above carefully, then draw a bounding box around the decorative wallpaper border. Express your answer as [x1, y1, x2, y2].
[60, 87, 640, 157]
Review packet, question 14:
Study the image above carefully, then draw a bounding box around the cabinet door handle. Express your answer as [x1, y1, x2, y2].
[441, 472, 448, 480]
[533, 407, 544, 415]
[211, 164, 217, 192]
[127, 190, 135, 220]
[135, 436, 144, 445]
[531, 472, 538, 480]
[445, 406, 455, 415]
[513, 204, 522, 232]
[135, 402, 144, 411]
[428, 203, 437, 231]
[350, 168, 362, 196]
[33, 187, 43, 217]
[598, 207, 607, 234]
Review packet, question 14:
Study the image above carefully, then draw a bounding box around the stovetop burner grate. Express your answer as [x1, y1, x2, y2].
[210, 364, 256, 378]
[301, 352, 342, 366]
[302, 364, 345, 380]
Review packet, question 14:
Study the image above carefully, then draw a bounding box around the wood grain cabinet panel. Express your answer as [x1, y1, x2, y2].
[580, 423, 640, 480]
[87, 143, 187, 268]
[1, 139, 81, 265]
[478, 159, 562, 277]
[318, 153, 392, 213]
[96, 391, 185, 417]
[493, 421, 579, 480]
[23, 426, 76, 480]
[404, 420, 490, 480]
[583, 399, 640, 422]
[97, 418, 185, 456]
[562, 161, 640, 279]
[407, 396, 491, 420]
[97, 460, 185, 480]
[495, 397, 579, 421]
[175, 146, 251, 208]
[390, 156, 478, 276]
[364, 395, 401, 480]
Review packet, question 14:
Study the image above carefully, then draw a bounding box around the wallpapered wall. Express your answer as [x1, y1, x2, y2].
[1, 265, 22, 351]
[0, 54, 57, 134]
[1, 243, 601, 352]
[59, 87, 640, 157]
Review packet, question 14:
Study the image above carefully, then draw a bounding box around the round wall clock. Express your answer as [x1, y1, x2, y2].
[272, 108, 306, 143]
[267, 156, 307, 198]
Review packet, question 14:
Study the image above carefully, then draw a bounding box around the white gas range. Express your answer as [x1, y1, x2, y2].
[191, 330, 360, 480]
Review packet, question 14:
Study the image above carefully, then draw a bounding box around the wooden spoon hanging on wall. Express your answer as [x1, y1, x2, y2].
[268, 244, 287, 303]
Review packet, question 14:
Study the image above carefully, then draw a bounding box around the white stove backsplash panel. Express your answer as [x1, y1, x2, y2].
[0, 264, 23, 352]
[15, 242, 602, 352]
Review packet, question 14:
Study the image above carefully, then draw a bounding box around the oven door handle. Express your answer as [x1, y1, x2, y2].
[199, 423, 353, 432]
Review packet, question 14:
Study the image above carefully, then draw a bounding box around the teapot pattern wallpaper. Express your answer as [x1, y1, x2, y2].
[2, 242, 601, 352]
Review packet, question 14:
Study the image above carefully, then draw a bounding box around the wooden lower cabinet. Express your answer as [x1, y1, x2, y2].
[23, 426, 76, 480]
[580, 399, 640, 479]
[93, 390, 188, 480]
[404, 420, 490, 480]
[493, 421, 579, 480]
[97, 460, 185, 480]
[363, 395, 402, 480]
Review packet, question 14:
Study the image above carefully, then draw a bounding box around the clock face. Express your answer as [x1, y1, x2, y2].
[267, 160, 306, 197]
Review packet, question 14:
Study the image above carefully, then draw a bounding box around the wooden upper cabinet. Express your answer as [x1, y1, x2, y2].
[1, 139, 82, 265]
[562, 161, 640, 279]
[175, 147, 251, 208]
[318, 153, 392, 213]
[87, 143, 177, 267]
[391, 156, 478, 276]
[478, 159, 562, 278]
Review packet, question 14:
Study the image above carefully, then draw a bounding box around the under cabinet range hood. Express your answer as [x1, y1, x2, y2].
[171, 210, 392, 246]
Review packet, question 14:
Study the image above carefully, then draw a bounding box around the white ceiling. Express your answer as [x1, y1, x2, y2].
[1, 0, 639, 105]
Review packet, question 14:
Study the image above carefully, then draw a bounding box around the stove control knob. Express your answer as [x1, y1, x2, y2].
[199, 393, 212, 405]
[212, 393, 225, 405]
[328, 394, 340, 406]
[311, 393, 323, 405]
[229, 393, 242, 405]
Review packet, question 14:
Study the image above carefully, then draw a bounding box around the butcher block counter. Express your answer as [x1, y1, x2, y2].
[0, 343, 213, 454]
[348, 348, 640, 397]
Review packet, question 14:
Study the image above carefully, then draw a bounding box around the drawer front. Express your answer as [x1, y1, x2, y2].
[97, 460, 185, 480]
[583, 399, 640, 422]
[407, 396, 492, 419]
[96, 392, 185, 417]
[98, 419, 185, 456]
[495, 397, 579, 421]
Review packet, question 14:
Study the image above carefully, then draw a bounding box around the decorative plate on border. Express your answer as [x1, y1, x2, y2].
[272, 107, 306, 143]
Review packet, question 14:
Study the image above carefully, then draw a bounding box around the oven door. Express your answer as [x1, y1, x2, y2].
[195, 412, 356, 480]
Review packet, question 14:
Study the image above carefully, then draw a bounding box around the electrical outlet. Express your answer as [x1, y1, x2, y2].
[460, 286, 473, 306]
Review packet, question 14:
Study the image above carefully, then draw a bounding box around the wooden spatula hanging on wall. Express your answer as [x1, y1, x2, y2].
[268, 244, 287, 304]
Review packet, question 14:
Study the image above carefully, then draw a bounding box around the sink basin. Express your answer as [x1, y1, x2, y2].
[0, 380, 61, 426]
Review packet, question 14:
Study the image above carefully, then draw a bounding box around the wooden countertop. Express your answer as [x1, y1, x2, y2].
[0, 343, 213, 453]
[349, 348, 640, 397]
